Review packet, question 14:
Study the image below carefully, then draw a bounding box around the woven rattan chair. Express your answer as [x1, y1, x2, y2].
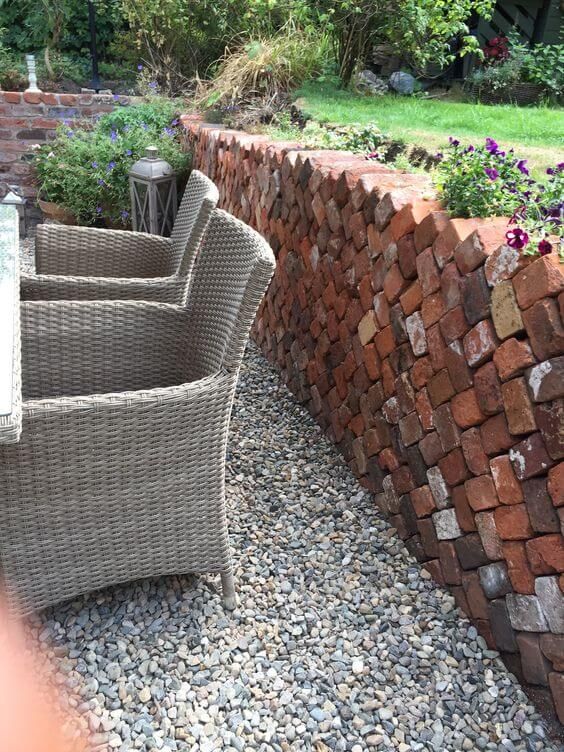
[20, 169, 219, 303]
[0, 209, 275, 615]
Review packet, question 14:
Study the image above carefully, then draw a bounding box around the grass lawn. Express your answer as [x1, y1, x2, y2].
[294, 82, 564, 177]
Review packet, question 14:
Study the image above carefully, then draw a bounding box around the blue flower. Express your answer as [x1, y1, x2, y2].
[125, 149, 132, 156]
[106, 161, 116, 172]
[96, 206, 102, 214]
[110, 130, 118, 142]
[484, 167, 499, 180]
[66, 129, 74, 138]
[137, 64, 143, 71]
[140, 122, 148, 131]
[91, 161, 98, 168]
[121, 210, 129, 219]
[97, 178, 106, 187]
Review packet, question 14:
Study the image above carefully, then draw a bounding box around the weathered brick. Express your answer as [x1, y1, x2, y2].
[439, 306, 470, 344]
[414, 211, 449, 252]
[374, 326, 396, 359]
[416, 246, 441, 296]
[493, 337, 536, 382]
[426, 323, 447, 371]
[506, 593, 549, 631]
[478, 561, 512, 598]
[513, 256, 564, 310]
[516, 633, 551, 686]
[490, 455, 523, 505]
[419, 431, 445, 466]
[358, 309, 378, 345]
[399, 411, 423, 447]
[427, 466, 451, 509]
[526, 534, 564, 575]
[509, 432, 554, 480]
[406, 445, 429, 487]
[460, 428, 490, 476]
[480, 413, 516, 456]
[522, 298, 564, 361]
[411, 485, 436, 517]
[495, 504, 534, 540]
[548, 463, 564, 507]
[438, 448, 469, 486]
[540, 634, 564, 670]
[463, 320, 498, 367]
[433, 403, 461, 452]
[465, 475, 498, 512]
[462, 267, 491, 325]
[439, 541, 462, 584]
[433, 508, 463, 540]
[427, 369, 455, 408]
[421, 292, 446, 329]
[523, 477, 561, 532]
[451, 388, 487, 429]
[454, 533, 490, 569]
[454, 222, 507, 275]
[535, 576, 564, 632]
[444, 340, 473, 393]
[490, 281, 524, 340]
[502, 377, 537, 435]
[405, 311, 427, 356]
[411, 355, 434, 390]
[452, 485, 477, 532]
[484, 243, 526, 286]
[535, 401, 564, 461]
[461, 571, 489, 619]
[527, 357, 564, 403]
[489, 599, 518, 653]
[440, 262, 463, 310]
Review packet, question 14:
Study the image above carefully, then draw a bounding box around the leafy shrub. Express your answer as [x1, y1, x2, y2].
[435, 139, 563, 258]
[34, 100, 190, 226]
[196, 24, 330, 108]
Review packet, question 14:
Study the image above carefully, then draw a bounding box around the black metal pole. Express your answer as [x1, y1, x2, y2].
[88, 0, 101, 92]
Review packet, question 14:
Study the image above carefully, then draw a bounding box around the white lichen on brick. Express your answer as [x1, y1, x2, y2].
[527, 360, 552, 400]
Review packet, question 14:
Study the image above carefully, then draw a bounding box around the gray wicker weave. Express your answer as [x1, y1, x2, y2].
[20, 169, 219, 303]
[0, 209, 275, 615]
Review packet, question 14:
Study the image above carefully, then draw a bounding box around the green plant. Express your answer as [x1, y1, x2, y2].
[34, 100, 189, 226]
[522, 43, 564, 99]
[0, 27, 26, 89]
[385, 0, 495, 75]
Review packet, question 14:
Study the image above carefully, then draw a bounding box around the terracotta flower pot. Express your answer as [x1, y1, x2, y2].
[38, 199, 76, 225]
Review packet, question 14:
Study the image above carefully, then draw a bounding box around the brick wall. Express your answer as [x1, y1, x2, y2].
[182, 117, 564, 724]
[0, 90, 139, 205]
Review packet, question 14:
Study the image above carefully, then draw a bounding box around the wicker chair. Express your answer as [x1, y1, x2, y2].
[0, 209, 275, 615]
[20, 169, 219, 304]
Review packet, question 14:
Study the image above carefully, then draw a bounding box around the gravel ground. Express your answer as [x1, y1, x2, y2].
[23, 345, 560, 752]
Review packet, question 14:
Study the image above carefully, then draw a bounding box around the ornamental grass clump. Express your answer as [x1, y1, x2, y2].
[34, 100, 190, 227]
[435, 138, 563, 259]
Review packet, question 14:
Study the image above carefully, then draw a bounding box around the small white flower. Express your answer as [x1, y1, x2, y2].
[47, 151, 55, 158]
[30, 143, 41, 150]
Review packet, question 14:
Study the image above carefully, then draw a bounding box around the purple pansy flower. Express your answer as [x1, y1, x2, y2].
[516, 159, 529, 175]
[448, 137, 460, 147]
[466, 145, 475, 153]
[484, 167, 499, 180]
[485, 137, 499, 154]
[506, 227, 529, 249]
[538, 239, 552, 256]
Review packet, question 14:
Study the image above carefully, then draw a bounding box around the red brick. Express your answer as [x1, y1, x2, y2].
[490, 455, 523, 505]
[441, 262, 463, 310]
[383, 263, 408, 304]
[399, 412, 423, 446]
[373, 291, 390, 327]
[454, 221, 508, 275]
[411, 356, 434, 390]
[495, 504, 534, 540]
[502, 377, 537, 435]
[540, 635, 564, 671]
[522, 298, 564, 361]
[433, 218, 481, 269]
[23, 90, 41, 104]
[411, 485, 436, 517]
[493, 338, 536, 382]
[513, 256, 564, 310]
[397, 233, 418, 279]
[416, 247, 440, 296]
[438, 448, 469, 486]
[474, 362, 503, 416]
[390, 199, 442, 241]
[548, 673, 564, 725]
[382, 359, 396, 397]
[534, 400, 564, 461]
[526, 534, 564, 574]
[419, 432, 445, 466]
[433, 403, 461, 452]
[480, 413, 517, 456]
[503, 541, 535, 593]
[524, 477, 561, 532]
[427, 369, 455, 408]
[461, 571, 489, 619]
[426, 324, 447, 371]
[374, 326, 395, 359]
[452, 485, 477, 531]
[358, 274, 374, 312]
[461, 428, 490, 476]
[418, 517, 440, 558]
[444, 341, 473, 393]
[439, 541, 462, 584]
[462, 267, 491, 326]
[516, 633, 551, 686]
[358, 310, 378, 345]
[415, 388, 434, 432]
[414, 211, 449, 252]
[509, 432, 554, 480]
[400, 281, 422, 316]
[363, 343, 381, 380]
[527, 357, 564, 403]
[548, 463, 564, 507]
[451, 388, 487, 429]
[348, 414, 365, 437]
[421, 292, 446, 329]
[465, 475, 499, 511]
[3, 92, 21, 104]
[423, 559, 446, 585]
[439, 305, 471, 344]
[393, 465, 415, 495]
[463, 320, 498, 367]
[59, 93, 78, 106]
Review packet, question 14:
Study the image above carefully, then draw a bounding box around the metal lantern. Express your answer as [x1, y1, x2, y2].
[2, 185, 27, 237]
[128, 146, 177, 236]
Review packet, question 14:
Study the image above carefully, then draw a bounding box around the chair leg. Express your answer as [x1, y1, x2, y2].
[221, 570, 237, 610]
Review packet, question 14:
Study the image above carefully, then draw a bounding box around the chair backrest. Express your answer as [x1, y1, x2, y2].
[170, 169, 219, 276]
[182, 209, 275, 380]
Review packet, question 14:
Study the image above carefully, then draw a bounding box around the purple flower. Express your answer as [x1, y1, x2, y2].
[125, 149, 132, 156]
[96, 206, 102, 214]
[140, 122, 148, 131]
[485, 137, 499, 154]
[538, 239, 552, 256]
[162, 127, 175, 137]
[516, 160, 529, 175]
[113, 94, 120, 102]
[137, 64, 143, 71]
[484, 167, 499, 180]
[110, 130, 118, 142]
[120, 210, 129, 219]
[106, 161, 116, 172]
[170, 118, 179, 126]
[448, 137, 460, 147]
[91, 161, 98, 168]
[506, 227, 529, 249]
[435, 152, 444, 160]
[466, 145, 475, 153]
[149, 81, 158, 90]
[97, 178, 106, 187]
[66, 129, 74, 138]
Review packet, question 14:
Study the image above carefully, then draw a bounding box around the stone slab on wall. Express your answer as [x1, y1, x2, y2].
[182, 115, 564, 724]
[0, 90, 139, 205]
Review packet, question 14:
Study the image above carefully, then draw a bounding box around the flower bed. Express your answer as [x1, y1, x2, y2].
[182, 115, 564, 727]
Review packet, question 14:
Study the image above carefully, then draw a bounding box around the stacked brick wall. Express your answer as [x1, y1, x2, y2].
[0, 90, 138, 202]
[182, 117, 564, 724]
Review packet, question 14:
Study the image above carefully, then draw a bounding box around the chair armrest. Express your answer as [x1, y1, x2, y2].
[20, 271, 186, 305]
[21, 300, 191, 399]
[35, 225, 176, 278]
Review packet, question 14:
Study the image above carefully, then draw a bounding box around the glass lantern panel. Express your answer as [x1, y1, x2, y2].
[132, 181, 150, 233]
[156, 181, 174, 236]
